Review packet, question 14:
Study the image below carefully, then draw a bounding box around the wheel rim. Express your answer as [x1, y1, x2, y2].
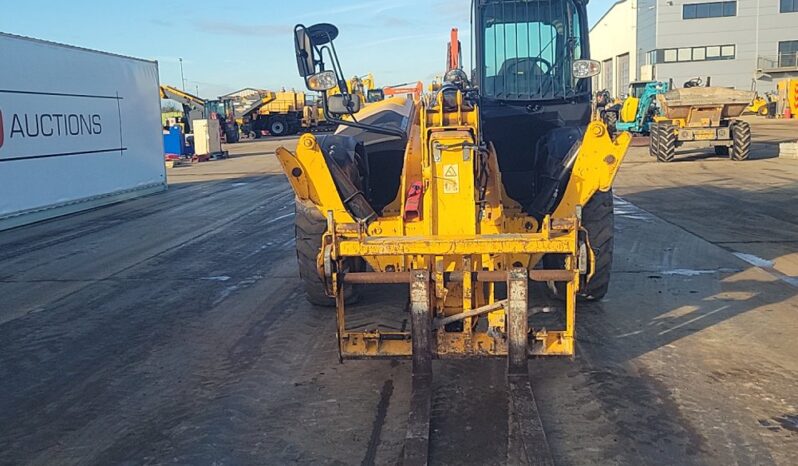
[271, 122, 285, 134]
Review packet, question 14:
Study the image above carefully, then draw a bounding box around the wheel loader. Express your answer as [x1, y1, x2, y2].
[276, 0, 630, 460]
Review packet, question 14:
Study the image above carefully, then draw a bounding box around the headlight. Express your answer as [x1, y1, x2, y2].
[306, 71, 337, 91]
[572, 60, 601, 79]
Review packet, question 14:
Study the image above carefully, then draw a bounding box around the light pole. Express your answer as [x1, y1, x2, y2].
[179, 58, 186, 91]
[754, 0, 760, 90]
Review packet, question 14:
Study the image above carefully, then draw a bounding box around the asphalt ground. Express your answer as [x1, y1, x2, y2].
[1, 117, 796, 465]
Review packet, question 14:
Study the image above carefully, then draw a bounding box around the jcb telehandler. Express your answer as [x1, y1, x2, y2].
[276, 0, 630, 461]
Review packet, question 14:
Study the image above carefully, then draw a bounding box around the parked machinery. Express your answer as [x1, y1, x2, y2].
[242, 90, 313, 137]
[746, 92, 777, 116]
[329, 74, 377, 101]
[159, 85, 239, 143]
[649, 86, 755, 162]
[274, 2, 631, 458]
[235, 90, 335, 137]
[383, 81, 425, 100]
[604, 81, 669, 135]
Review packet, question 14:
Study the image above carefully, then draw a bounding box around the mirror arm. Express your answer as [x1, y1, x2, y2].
[316, 43, 330, 72]
[325, 41, 349, 94]
[300, 23, 404, 139]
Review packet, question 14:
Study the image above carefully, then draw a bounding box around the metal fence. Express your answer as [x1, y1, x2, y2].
[758, 53, 798, 71]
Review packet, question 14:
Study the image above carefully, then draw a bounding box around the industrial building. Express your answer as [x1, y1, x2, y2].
[590, 0, 798, 96]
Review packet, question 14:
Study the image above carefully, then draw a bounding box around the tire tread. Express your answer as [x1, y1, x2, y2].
[730, 120, 751, 161]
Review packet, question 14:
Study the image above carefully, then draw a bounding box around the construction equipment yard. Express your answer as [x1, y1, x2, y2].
[1, 116, 796, 465]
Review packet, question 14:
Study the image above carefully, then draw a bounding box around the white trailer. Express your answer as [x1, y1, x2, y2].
[0, 32, 166, 230]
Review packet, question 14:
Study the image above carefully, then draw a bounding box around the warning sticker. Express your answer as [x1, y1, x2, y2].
[443, 164, 459, 194]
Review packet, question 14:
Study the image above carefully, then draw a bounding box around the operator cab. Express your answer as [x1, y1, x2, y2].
[474, 0, 594, 110]
[472, 0, 598, 211]
[629, 81, 656, 98]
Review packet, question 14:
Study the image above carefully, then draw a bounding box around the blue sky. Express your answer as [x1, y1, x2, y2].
[1, 0, 615, 99]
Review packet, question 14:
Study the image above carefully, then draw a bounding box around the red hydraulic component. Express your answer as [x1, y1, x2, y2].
[447, 28, 461, 72]
[404, 181, 424, 221]
[384, 81, 424, 100]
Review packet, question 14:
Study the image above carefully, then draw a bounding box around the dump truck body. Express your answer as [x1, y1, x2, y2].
[657, 87, 754, 125]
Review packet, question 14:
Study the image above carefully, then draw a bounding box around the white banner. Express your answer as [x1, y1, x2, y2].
[0, 91, 123, 160]
[0, 33, 166, 225]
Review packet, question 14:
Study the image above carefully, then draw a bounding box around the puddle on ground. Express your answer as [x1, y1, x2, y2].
[613, 197, 656, 222]
[202, 275, 231, 281]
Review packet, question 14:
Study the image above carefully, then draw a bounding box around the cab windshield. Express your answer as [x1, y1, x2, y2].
[480, 0, 584, 101]
[629, 82, 651, 98]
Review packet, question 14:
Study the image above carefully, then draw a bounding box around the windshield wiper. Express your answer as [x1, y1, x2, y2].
[539, 36, 577, 98]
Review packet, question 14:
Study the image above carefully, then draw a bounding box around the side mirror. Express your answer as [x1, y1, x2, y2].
[294, 26, 315, 78]
[328, 95, 362, 115]
[572, 59, 600, 79]
[295, 23, 340, 81]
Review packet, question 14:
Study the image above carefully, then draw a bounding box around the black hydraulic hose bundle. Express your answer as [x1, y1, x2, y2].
[525, 140, 581, 222]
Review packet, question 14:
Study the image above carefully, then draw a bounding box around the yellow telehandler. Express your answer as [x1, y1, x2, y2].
[276, 1, 630, 461]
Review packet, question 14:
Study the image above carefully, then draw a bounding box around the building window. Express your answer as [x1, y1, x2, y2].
[656, 44, 735, 63]
[683, 1, 736, 19]
[603, 59, 613, 91]
[781, 0, 798, 13]
[664, 49, 678, 63]
[779, 40, 798, 67]
[617, 54, 630, 97]
[692, 47, 706, 60]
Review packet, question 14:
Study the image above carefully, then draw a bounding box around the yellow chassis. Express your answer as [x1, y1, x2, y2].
[277, 92, 630, 365]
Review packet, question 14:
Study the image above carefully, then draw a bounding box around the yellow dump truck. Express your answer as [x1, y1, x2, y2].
[650, 87, 755, 162]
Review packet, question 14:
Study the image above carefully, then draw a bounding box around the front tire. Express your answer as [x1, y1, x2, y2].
[649, 124, 660, 157]
[604, 111, 618, 138]
[656, 124, 676, 163]
[295, 200, 359, 306]
[730, 121, 751, 161]
[544, 189, 614, 301]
